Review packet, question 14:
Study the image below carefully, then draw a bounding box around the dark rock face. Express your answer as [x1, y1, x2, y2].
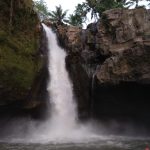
[93, 8, 150, 121]
[56, 8, 150, 122]
[25, 27, 50, 119]
[56, 25, 96, 119]
[66, 55, 91, 119]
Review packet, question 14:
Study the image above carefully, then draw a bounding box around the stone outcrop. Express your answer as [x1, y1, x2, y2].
[96, 8, 150, 84]
[56, 25, 91, 119]
[96, 44, 150, 84]
[56, 8, 150, 121]
[96, 8, 150, 54]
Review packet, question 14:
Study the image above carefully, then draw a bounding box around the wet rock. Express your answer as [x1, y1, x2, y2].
[56, 8, 150, 121]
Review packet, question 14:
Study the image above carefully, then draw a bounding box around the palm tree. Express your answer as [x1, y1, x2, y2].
[34, 0, 49, 20]
[48, 5, 68, 24]
[67, 14, 83, 27]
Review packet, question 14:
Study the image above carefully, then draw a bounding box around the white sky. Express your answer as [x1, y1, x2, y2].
[45, 0, 85, 15]
[42, 0, 149, 28]
[44, 0, 149, 14]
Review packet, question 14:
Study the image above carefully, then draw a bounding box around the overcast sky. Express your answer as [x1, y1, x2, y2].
[42, 0, 149, 28]
[44, 0, 149, 13]
[45, 0, 85, 15]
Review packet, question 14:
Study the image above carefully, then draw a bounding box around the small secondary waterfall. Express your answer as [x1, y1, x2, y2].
[42, 24, 77, 135]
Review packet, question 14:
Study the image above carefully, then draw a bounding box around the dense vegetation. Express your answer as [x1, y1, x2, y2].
[48, 5, 68, 25]
[0, 0, 40, 104]
[34, 0, 150, 27]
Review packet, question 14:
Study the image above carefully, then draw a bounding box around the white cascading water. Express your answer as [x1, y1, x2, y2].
[0, 24, 144, 145]
[0, 24, 99, 143]
[19, 24, 100, 143]
[0, 24, 120, 144]
[42, 24, 78, 136]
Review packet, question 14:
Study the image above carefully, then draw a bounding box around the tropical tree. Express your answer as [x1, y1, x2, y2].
[71, 0, 125, 25]
[48, 5, 68, 24]
[74, 3, 89, 21]
[67, 14, 83, 27]
[34, 0, 49, 20]
[85, 0, 125, 18]
[67, 3, 89, 27]
[67, 0, 150, 28]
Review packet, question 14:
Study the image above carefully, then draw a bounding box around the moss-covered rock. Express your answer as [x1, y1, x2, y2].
[0, 0, 41, 106]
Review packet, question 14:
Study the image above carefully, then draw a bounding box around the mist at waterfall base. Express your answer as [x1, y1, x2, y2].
[0, 24, 100, 143]
[0, 24, 150, 149]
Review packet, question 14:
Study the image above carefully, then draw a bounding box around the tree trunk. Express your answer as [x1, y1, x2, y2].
[9, 0, 14, 31]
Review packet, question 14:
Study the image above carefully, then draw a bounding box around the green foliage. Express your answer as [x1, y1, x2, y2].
[49, 5, 68, 24]
[67, 14, 83, 27]
[74, 3, 89, 21]
[0, 30, 39, 91]
[85, 0, 124, 18]
[0, 0, 40, 101]
[67, 0, 150, 27]
[67, 0, 124, 27]
[34, 0, 49, 20]
[21, 0, 34, 10]
[67, 3, 88, 27]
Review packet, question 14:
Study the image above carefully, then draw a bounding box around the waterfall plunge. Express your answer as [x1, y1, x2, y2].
[0, 24, 100, 143]
[42, 24, 78, 136]
[18, 24, 97, 143]
[0, 25, 143, 144]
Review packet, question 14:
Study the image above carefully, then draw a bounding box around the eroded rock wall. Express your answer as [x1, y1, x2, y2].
[56, 8, 150, 121]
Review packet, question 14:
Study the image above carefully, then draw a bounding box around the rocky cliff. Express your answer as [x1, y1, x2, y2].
[56, 8, 150, 121]
[0, 0, 47, 118]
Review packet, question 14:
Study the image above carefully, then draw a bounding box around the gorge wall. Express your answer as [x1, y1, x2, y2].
[0, 0, 48, 119]
[56, 8, 150, 122]
[0, 2, 150, 124]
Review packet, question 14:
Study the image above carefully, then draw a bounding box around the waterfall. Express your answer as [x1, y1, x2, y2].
[24, 24, 96, 142]
[0, 24, 98, 143]
[42, 24, 77, 135]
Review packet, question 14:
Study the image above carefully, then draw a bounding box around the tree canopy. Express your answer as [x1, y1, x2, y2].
[48, 5, 68, 24]
[67, 14, 83, 27]
[66, 0, 124, 27]
[34, 0, 49, 20]
[33, 0, 150, 27]
[67, 0, 150, 27]
[66, 3, 89, 27]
